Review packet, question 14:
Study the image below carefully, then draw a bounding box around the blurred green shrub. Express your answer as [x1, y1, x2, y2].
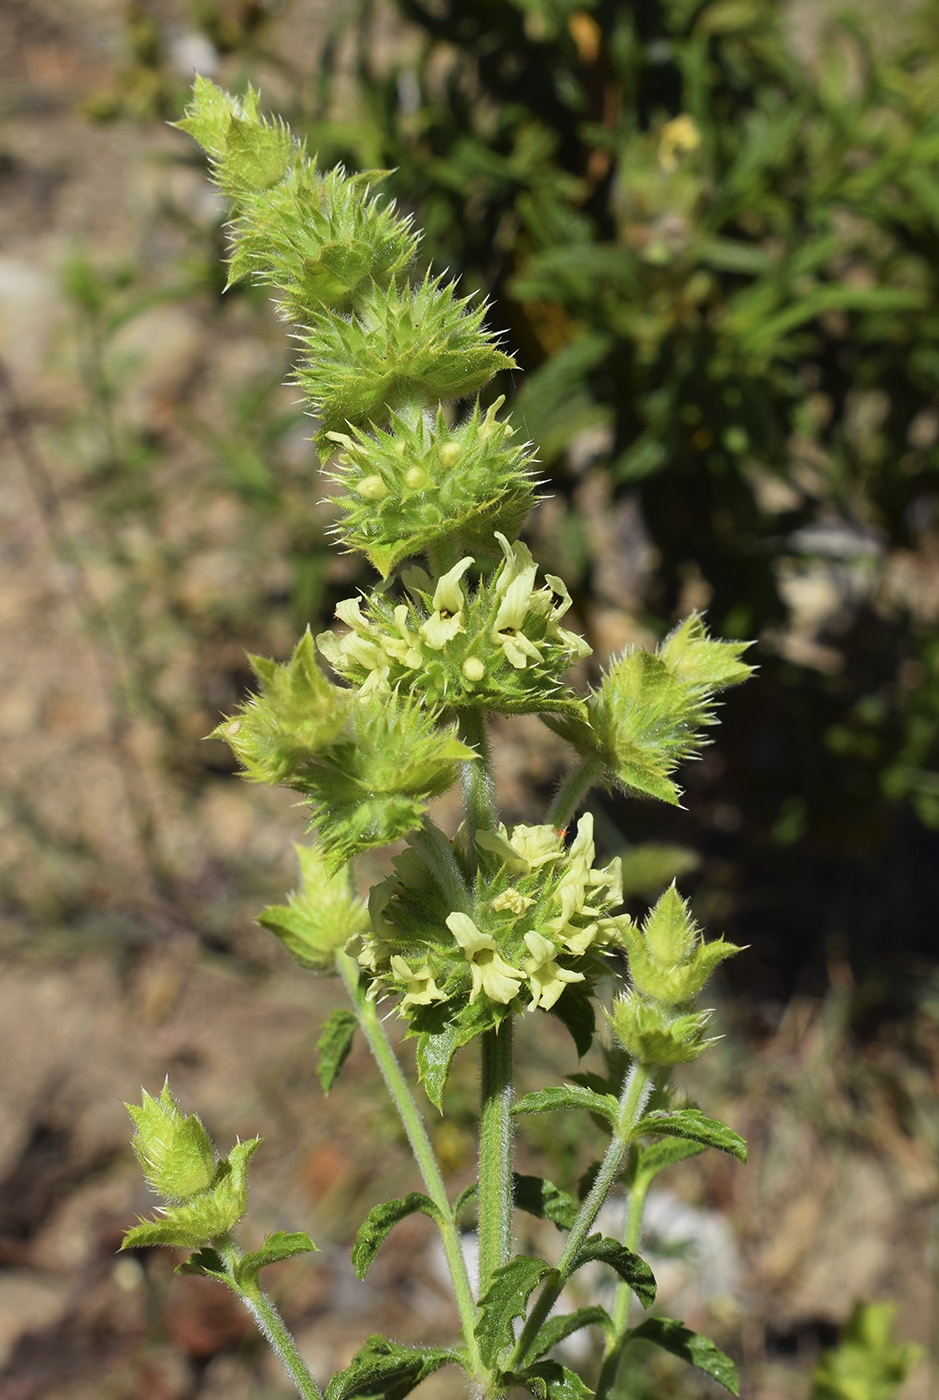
[305, 0, 939, 979]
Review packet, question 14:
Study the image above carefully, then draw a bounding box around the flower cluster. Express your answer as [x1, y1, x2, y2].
[347, 812, 628, 1029]
[324, 396, 538, 577]
[317, 533, 591, 719]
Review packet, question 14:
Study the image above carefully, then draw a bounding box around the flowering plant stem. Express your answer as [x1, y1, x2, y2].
[336, 949, 483, 1378]
[120, 79, 756, 1400]
[510, 1062, 655, 1373]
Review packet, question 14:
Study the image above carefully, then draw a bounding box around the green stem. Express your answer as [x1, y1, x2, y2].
[594, 1176, 652, 1400]
[337, 951, 482, 1375]
[547, 755, 604, 831]
[477, 1021, 514, 1299]
[509, 1062, 655, 1371]
[458, 709, 496, 859]
[411, 815, 471, 912]
[240, 1280, 324, 1399]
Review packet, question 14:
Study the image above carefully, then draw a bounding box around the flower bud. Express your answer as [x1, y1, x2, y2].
[126, 1081, 217, 1202]
[606, 993, 717, 1066]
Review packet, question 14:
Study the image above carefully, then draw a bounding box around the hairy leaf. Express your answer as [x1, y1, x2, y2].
[235, 1231, 318, 1289]
[527, 1305, 614, 1360]
[628, 1317, 739, 1394]
[632, 1136, 708, 1190]
[512, 1173, 579, 1231]
[476, 1256, 554, 1367]
[633, 1108, 748, 1162]
[352, 1193, 441, 1280]
[512, 1084, 619, 1126]
[506, 1358, 594, 1398]
[317, 1008, 358, 1093]
[324, 1335, 461, 1400]
[570, 1236, 656, 1309]
[175, 1246, 229, 1282]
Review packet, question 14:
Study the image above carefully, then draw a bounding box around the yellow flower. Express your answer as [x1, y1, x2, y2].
[421, 557, 474, 649]
[522, 930, 585, 1011]
[446, 912, 524, 1005]
[389, 955, 448, 1009]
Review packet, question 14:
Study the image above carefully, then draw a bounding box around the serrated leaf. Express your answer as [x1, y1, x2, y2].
[632, 1136, 708, 1190]
[324, 1335, 460, 1400]
[628, 1317, 739, 1394]
[416, 1020, 459, 1110]
[633, 1109, 748, 1163]
[234, 1231, 318, 1289]
[550, 984, 596, 1057]
[317, 1008, 358, 1093]
[511, 1359, 595, 1398]
[512, 1085, 619, 1125]
[476, 1256, 554, 1367]
[527, 1305, 614, 1361]
[351, 1193, 440, 1280]
[570, 1236, 656, 1309]
[512, 1174, 579, 1231]
[175, 1246, 229, 1281]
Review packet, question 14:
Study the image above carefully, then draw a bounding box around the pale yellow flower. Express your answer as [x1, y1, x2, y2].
[389, 955, 448, 1009]
[446, 912, 524, 1004]
[421, 557, 474, 650]
[522, 930, 585, 1011]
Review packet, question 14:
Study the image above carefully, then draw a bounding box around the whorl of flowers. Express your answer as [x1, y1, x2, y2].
[316, 533, 591, 720]
[347, 812, 627, 1032]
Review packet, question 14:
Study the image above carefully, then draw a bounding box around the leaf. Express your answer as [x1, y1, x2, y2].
[452, 1182, 477, 1221]
[351, 1193, 441, 1280]
[527, 1306, 614, 1361]
[632, 1109, 748, 1163]
[234, 1231, 318, 1289]
[175, 1246, 229, 1282]
[628, 1317, 739, 1394]
[512, 1085, 619, 1126]
[513, 1174, 579, 1231]
[476, 1256, 554, 1367]
[632, 1136, 708, 1190]
[549, 984, 596, 1057]
[324, 1335, 461, 1400]
[570, 1236, 656, 1309]
[317, 1008, 358, 1093]
[416, 1019, 459, 1110]
[506, 1358, 595, 1398]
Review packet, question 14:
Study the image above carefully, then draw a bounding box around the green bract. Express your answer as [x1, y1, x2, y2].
[259, 844, 369, 970]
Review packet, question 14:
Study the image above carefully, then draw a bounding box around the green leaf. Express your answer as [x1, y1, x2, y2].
[452, 1181, 478, 1221]
[527, 1306, 614, 1361]
[570, 1236, 656, 1309]
[416, 1020, 459, 1110]
[512, 1085, 619, 1126]
[632, 1109, 748, 1163]
[317, 1008, 358, 1093]
[175, 1246, 229, 1282]
[632, 1136, 708, 1190]
[512, 1173, 579, 1231]
[324, 1335, 461, 1400]
[234, 1231, 318, 1289]
[351, 1193, 441, 1280]
[507, 1358, 594, 1398]
[476, 1256, 554, 1367]
[628, 1317, 739, 1394]
[549, 984, 596, 1057]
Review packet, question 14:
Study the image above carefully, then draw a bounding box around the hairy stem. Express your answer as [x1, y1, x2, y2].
[458, 709, 496, 860]
[547, 755, 605, 831]
[510, 1062, 655, 1370]
[477, 1020, 514, 1299]
[594, 1175, 652, 1399]
[336, 951, 482, 1375]
[241, 1281, 324, 1400]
